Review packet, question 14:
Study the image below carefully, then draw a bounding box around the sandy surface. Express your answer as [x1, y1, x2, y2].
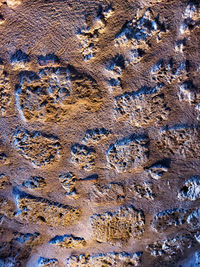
[0, 0, 199, 266]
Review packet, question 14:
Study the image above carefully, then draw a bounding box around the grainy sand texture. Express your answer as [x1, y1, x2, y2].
[0, 0, 199, 266]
